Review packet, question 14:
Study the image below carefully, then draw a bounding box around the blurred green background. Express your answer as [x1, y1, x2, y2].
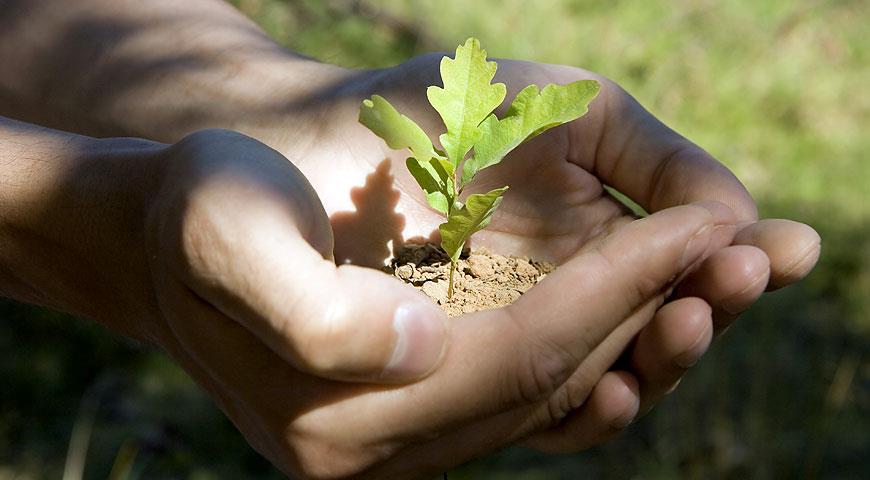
[1, 0, 867, 478]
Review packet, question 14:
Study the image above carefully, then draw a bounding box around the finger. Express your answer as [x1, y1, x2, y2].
[501, 202, 733, 404]
[270, 202, 736, 474]
[520, 300, 713, 455]
[491, 203, 732, 441]
[161, 130, 448, 383]
[222, 201, 734, 478]
[334, 202, 729, 427]
[521, 371, 640, 453]
[675, 245, 770, 332]
[360, 299, 663, 479]
[629, 297, 713, 413]
[733, 218, 821, 290]
[547, 66, 758, 222]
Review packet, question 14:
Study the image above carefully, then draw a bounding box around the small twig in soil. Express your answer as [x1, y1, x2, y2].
[447, 261, 456, 301]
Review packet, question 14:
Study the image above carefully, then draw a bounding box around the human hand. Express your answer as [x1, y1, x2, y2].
[0, 0, 820, 463]
[1, 123, 719, 477]
[141, 130, 740, 478]
[143, 129, 453, 383]
[260, 54, 821, 448]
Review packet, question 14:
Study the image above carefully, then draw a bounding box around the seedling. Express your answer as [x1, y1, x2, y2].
[360, 38, 599, 300]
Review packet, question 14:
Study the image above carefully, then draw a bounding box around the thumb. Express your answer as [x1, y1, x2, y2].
[502, 202, 736, 401]
[160, 132, 448, 383]
[242, 237, 450, 383]
[321, 202, 741, 440]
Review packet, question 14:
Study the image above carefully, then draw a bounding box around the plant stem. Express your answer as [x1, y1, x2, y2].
[447, 260, 456, 301]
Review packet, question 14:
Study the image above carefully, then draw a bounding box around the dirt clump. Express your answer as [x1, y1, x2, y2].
[385, 243, 555, 317]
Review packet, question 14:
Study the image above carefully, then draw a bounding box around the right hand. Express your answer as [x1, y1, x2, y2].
[146, 129, 449, 383]
[143, 129, 736, 478]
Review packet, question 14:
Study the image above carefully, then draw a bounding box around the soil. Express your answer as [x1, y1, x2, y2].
[385, 243, 555, 317]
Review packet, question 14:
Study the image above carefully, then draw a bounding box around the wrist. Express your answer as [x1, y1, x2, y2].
[85, 41, 360, 156]
[0, 120, 169, 341]
[214, 56, 361, 154]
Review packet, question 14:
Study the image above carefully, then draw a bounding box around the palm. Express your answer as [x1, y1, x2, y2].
[457, 135, 625, 262]
[292, 56, 628, 266]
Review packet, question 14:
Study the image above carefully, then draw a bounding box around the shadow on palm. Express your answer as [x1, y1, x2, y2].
[330, 159, 407, 266]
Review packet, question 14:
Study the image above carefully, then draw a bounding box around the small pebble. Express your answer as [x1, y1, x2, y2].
[515, 259, 538, 278]
[395, 264, 414, 280]
[467, 254, 496, 279]
[421, 280, 448, 303]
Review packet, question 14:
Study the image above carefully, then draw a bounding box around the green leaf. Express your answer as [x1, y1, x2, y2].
[406, 157, 453, 214]
[439, 186, 508, 263]
[360, 95, 454, 214]
[427, 38, 506, 167]
[359, 94, 440, 162]
[462, 80, 600, 185]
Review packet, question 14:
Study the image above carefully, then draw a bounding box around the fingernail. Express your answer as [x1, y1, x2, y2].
[665, 378, 682, 395]
[719, 297, 748, 317]
[382, 303, 448, 381]
[720, 269, 771, 315]
[610, 414, 634, 430]
[680, 223, 712, 271]
[673, 321, 713, 368]
[673, 349, 702, 369]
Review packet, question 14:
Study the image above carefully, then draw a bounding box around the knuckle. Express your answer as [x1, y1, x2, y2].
[232, 394, 385, 480]
[294, 449, 366, 480]
[151, 155, 231, 276]
[528, 370, 598, 433]
[550, 373, 597, 425]
[177, 128, 252, 150]
[287, 428, 382, 480]
[512, 339, 577, 405]
[296, 300, 355, 375]
[593, 248, 657, 308]
[501, 308, 585, 407]
[175, 194, 230, 279]
[541, 389, 575, 431]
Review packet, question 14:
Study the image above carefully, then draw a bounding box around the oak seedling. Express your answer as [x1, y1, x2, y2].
[360, 38, 599, 300]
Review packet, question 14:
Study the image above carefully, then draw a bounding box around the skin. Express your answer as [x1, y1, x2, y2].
[0, 0, 821, 478]
[0, 118, 734, 478]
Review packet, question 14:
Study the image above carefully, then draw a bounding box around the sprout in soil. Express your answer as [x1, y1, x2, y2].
[359, 37, 599, 300]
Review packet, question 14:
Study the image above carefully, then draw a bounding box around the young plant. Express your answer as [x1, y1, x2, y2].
[359, 38, 599, 300]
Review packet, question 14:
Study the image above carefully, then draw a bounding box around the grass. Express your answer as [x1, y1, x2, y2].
[1, 0, 867, 478]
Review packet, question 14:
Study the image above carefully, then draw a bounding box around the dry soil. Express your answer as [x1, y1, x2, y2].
[385, 243, 555, 317]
